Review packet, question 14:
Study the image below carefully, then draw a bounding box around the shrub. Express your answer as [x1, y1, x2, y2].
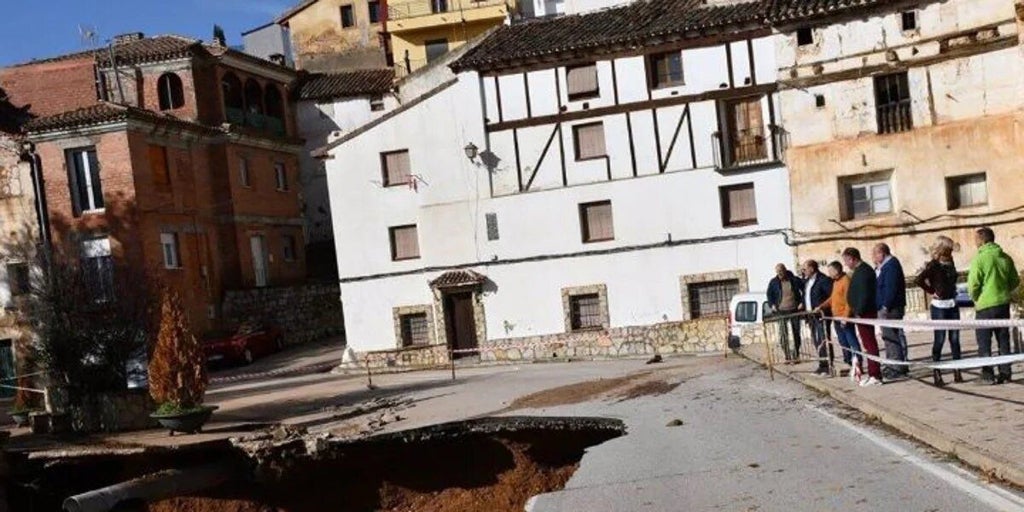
[148, 291, 207, 410]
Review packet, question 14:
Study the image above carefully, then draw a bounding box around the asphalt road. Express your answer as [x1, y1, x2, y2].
[520, 359, 1024, 512]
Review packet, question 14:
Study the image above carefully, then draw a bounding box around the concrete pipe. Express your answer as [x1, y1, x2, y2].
[62, 462, 238, 512]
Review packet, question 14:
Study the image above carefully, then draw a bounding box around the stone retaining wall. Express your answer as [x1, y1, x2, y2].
[223, 282, 344, 345]
[68, 390, 156, 433]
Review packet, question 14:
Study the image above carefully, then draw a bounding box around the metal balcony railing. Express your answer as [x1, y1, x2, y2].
[876, 101, 912, 134]
[388, 0, 508, 20]
[712, 124, 788, 171]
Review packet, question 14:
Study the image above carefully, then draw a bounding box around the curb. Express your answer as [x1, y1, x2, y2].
[738, 349, 1024, 489]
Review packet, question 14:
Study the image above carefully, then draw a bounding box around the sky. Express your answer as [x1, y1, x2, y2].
[0, 0, 295, 66]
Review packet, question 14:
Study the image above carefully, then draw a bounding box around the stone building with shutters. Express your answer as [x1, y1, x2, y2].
[318, 0, 796, 360]
[3, 33, 308, 335]
[775, 0, 1024, 279]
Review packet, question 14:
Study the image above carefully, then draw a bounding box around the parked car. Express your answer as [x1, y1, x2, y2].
[728, 292, 771, 349]
[202, 323, 285, 366]
[955, 282, 974, 308]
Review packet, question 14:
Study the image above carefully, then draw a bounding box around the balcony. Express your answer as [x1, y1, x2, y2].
[388, 0, 510, 24]
[225, 108, 287, 137]
[876, 101, 912, 134]
[712, 124, 788, 171]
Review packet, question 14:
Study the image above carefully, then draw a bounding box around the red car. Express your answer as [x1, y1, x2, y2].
[202, 323, 285, 366]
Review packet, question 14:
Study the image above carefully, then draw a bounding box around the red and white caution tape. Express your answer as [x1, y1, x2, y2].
[827, 316, 1024, 332]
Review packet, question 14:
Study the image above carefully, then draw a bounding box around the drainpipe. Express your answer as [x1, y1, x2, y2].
[21, 141, 51, 254]
[62, 462, 239, 512]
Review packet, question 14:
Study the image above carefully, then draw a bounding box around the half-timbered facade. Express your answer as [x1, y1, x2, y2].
[321, 0, 795, 357]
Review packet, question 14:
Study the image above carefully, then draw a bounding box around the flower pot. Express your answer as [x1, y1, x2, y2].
[11, 412, 31, 428]
[150, 405, 218, 436]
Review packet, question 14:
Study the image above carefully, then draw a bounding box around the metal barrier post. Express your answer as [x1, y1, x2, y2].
[763, 322, 775, 381]
[450, 350, 456, 381]
[365, 357, 373, 388]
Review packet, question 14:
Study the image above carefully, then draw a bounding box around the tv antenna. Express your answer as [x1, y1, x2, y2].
[78, 24, 99, 49]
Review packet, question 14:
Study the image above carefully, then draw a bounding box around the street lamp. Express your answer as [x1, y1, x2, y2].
[463, 142, 479, 162]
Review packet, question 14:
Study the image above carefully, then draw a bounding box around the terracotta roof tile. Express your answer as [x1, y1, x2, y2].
[294, 69, 395, 101]
[452, 0, 770, 72]
[430, 269, 487, 289]
[95, 35, 202, 67]
[767, 0, 890, 23]
[23, 103, 217, 134]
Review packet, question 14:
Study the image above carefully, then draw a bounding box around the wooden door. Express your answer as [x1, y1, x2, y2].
[728, 97, 766, 164]
[444, 292, 478, 357]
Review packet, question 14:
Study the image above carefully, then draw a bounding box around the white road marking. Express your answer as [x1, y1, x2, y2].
[811, 406, 1024, 512]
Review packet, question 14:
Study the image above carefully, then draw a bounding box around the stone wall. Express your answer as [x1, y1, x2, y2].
[67, 390, 156, 433]
[223, 282, 344, 345]
[357, 317, 745, 369]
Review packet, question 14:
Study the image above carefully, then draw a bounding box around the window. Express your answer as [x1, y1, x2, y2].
[340, 5, 355, 27]
[239, 157, 251, 187]
[368, 0, 381, 23]
[425, 38, 449, 63]
[149, 145, 170, 187]
[719, 183, 757, 227]
[566, 63, 599, 100]
[579, 200, 614, 243]
[901, 11, 918, 31]
[160, 233, 181, 269]
[572, 122, 606, 161]
[796, 27, 814, 46]
[946, 173, 987, 210]
[65, 147, 104, 215]
[400, 313, 429, 346]
[157, 73, 185, 111]
[389, 225, 420, 261]
[81, 237, 114, 303]
[381, 150, 411, 186]
[734, 301, 757, 323]
[221, 72, 244, 123]
[485, 212, 499, 241]
[569, 293, 602, 331]
[843, 179, 893, 219]
[815, 94, 826, 108]
[275, 162, 288, 191]
[370, 94, 385, 112]
[282, 235, 297, 262]
[689, 280, 740, 319]
[723, 96, 767, 165]
[874, 72, 912, 134]
[431, 0, 448, 13]
[648, 51, 684, 88]
[6, 263, 29, 297]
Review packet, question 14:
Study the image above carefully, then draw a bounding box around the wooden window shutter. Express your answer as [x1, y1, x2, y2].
[582, 201, 613, 242]
[567, 64, 598, 98]
[723, 184, 757, 226]
[383, 151, 411, 186]
[391, 225, 420, 260]
[65, 149, 84, 217]
[574, 123, 606, 160]
[149, 145, 170, 186]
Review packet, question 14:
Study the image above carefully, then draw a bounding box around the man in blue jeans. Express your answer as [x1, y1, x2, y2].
[801, 260, 833, 375]
[873, 243, 908, 379]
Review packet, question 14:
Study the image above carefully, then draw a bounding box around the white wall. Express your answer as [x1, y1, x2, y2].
[326, 33, 795, 352]
[776, 0, 1024, 148]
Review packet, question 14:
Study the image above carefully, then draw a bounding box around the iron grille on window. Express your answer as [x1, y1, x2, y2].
[401, 313, 429, 346]
[874, 73, 912, 134]
[570, 293, 602, 330]
[689, 280, 740, 319]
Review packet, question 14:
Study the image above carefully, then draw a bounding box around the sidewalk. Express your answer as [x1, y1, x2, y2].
[208, 336, 345, 384]
[740, 334, 1024, 488]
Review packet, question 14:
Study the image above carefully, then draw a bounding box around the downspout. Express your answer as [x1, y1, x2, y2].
[21, 141, 51, 254]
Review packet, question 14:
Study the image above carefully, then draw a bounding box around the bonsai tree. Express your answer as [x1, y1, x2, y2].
[148, 291, 208, 415]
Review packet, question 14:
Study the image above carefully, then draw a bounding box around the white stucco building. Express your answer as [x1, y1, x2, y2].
[320, 0, 796, 358]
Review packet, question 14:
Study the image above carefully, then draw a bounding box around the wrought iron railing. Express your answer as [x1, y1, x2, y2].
[712, 124, 788, 171]
[388, 0, 508, 20]
[876, 101, 912, 134]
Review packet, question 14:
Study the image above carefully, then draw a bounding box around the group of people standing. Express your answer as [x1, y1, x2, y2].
[766, 227, 1020, 387]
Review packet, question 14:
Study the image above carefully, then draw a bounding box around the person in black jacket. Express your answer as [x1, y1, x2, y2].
[843, 247, 883, 386]
[914, 236, 962, 385]
[801, 260, 833, 375]
[873, 243, 909, 379]
[767, 263, 804, 362]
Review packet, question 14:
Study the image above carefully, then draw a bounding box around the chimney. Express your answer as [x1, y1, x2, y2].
[113, 32, 145, 45]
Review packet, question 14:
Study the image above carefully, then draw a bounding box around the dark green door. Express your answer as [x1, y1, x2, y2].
[0, 340, 15, 399]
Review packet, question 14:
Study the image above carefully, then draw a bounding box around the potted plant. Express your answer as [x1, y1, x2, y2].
[148, 292, 216, 435]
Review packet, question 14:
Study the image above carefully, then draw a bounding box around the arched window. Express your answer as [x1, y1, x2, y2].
[157, 73, 184, 111]
[244, 79, 264, 115]
[264, 86, 284, 119]
[221, 72, 243, 123]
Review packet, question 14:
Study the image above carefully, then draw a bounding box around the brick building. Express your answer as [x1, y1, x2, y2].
[5, 34, 307, 334]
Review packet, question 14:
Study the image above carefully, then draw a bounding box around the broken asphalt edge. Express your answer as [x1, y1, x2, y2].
[736, 348, 1024, 489]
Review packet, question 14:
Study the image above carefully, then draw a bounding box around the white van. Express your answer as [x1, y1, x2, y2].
[728, 291, 770, 349]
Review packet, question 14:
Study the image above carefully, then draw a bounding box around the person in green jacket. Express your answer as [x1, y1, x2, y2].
[967, 227, 1021, 384]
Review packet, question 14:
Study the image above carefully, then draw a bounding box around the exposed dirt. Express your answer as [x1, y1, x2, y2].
[502, 371, 653, 411]
[615, 380, 681, 401]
